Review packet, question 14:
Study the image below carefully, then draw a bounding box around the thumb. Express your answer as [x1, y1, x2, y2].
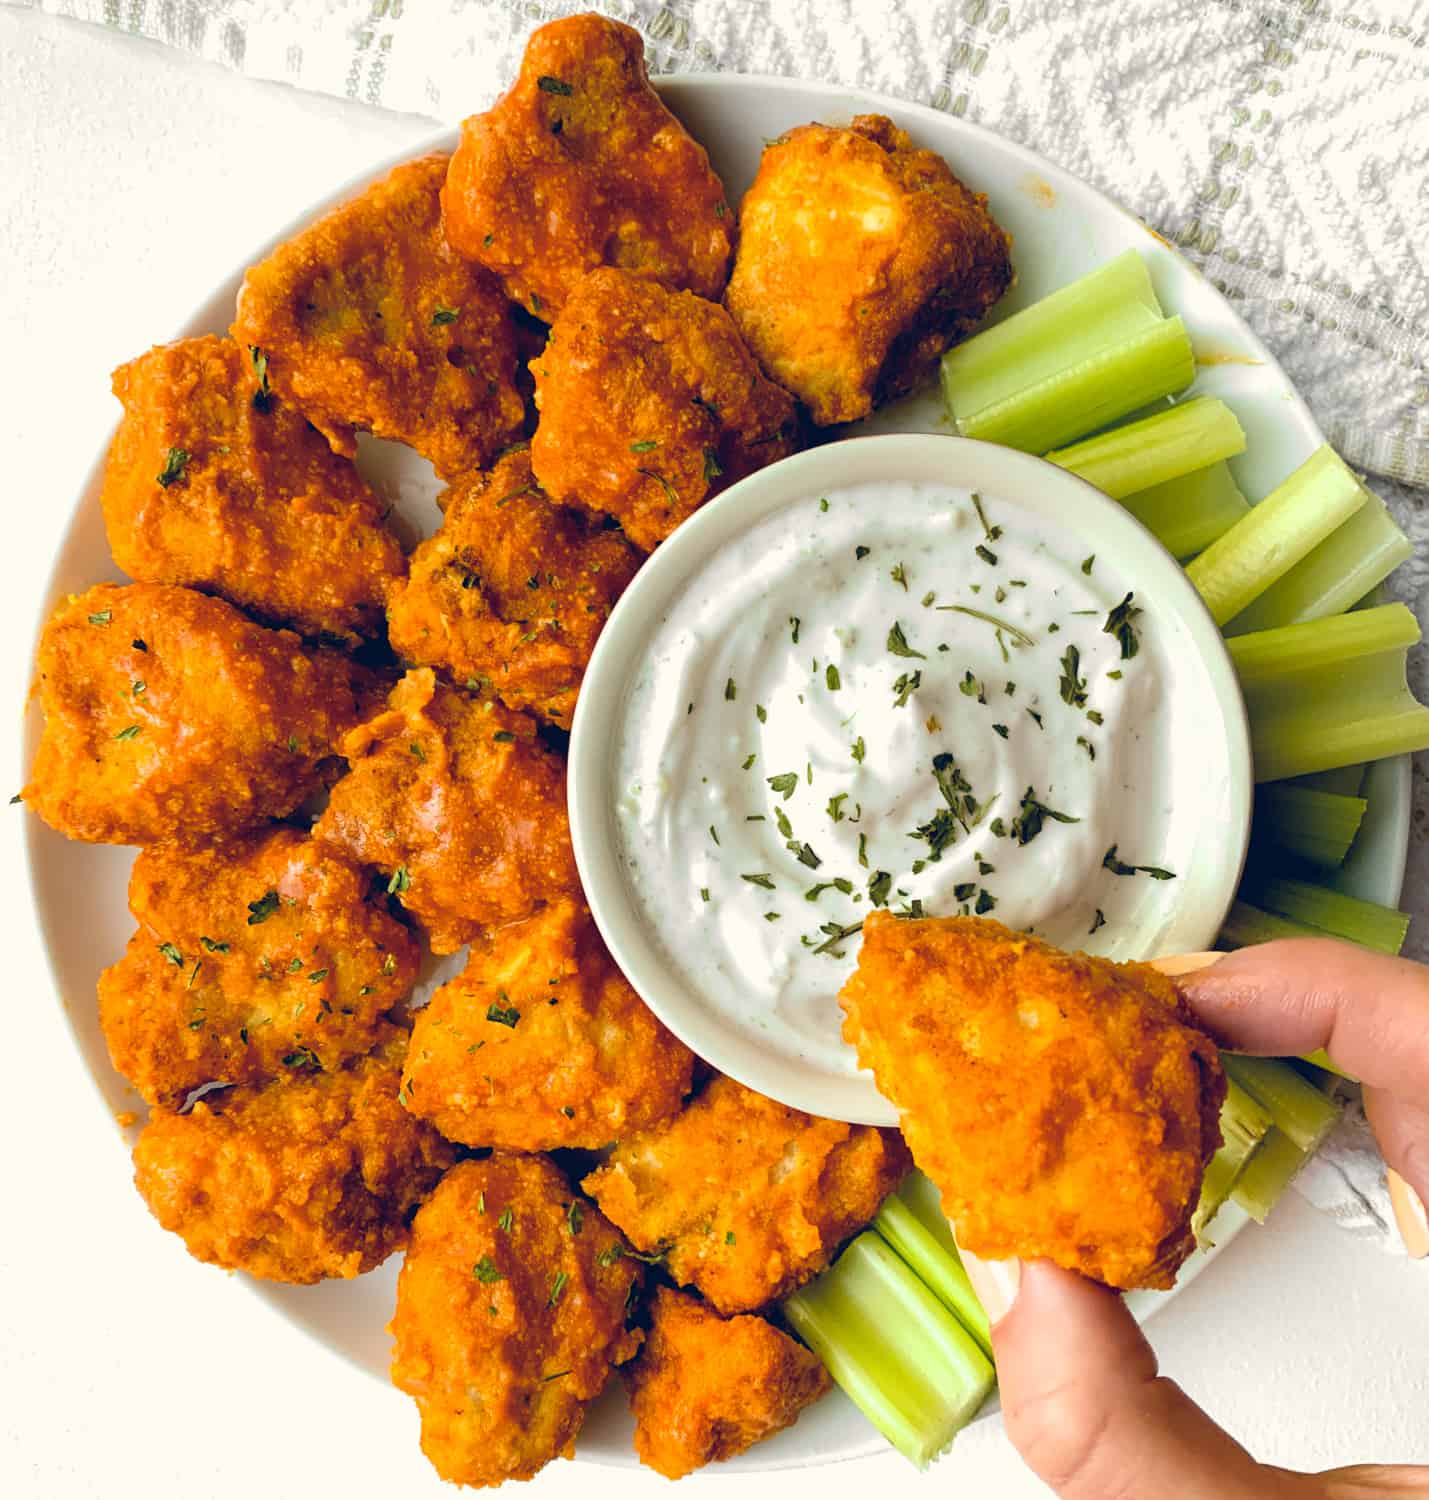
[975, 1257, 1296, 1500]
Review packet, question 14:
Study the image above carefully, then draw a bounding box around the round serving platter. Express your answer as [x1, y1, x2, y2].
[22, 71, 1410, 1473]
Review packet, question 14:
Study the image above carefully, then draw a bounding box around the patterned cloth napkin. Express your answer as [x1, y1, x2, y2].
[10, 0, 1427, 1251]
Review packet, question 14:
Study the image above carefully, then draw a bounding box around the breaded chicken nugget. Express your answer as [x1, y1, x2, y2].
[232, 154, 524, 479]
[314, 668, 578, 953]
[23, 583, 368, 846]
[442, 14, 732, 319]
[626, 1286, 830, 1479]
[99, 827, 419, 1109]
[390, 1154, 643, 1488]
[386, 448, 640, 725]
[726, 116, 1013, 426]
[530, 269, 798, 550]
[101, 336, 404, 640]
[839, 912, 1225, 1291]
[582, 1075, 909, 1314]
[403, 898, 693, 1150]
[132, 1034, 453, 1283]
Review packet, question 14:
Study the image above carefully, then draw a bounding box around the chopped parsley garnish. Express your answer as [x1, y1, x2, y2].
[700, 887, 711, 902]
[472, 1256, 505, 1283]
[741, 753, 756, 770]
[857, 832, 869, 868]
[492, 730, 516, 742]
[387, 865, 411, 896]
[486, 1002, 521, 1027]
[410, 741, 426, 762]
[939, 604, 1036, 649]
[1102, 845, 1176, 879]
[547, 1271, 569, 1307]
[755, 704, 768, 723]
[1090, 908, 1107, 933]
[992, 722, 1009, 739]
[249, 345, 272, 410]
[200, 937, 228, 953]
[431, 306, 459, 325]
[637, 468, 679, 505]
[282, 1047, 319, 1070]
[308, 968, 330, 983]
[630, 439, 659, 453]
[1011, 788, 1080, 845]
[887, 621, 925, 659]
[827, 793, 848, 822]
[811, 918, 864, 956]
[825, 663, 841, 691]
[851, 736, 866, 763]
[818, 497, 829, 512]
[726, 1231, 737, 1245]
[538, 74, 574, 94]
[498, 1207, 515, 1233]
[959, 670, 986, 703]
[855, 545, 871, 560]
[1081, 554, 1096, 575]
[1026, 708, 1044, 728]
[246, 889, 280, 925]
[88, 610, 112, 626]
[709, 825, 720, 845]
[157, 942, 183, 967]
[725, 677, 737, 701]
[703, 446, 723, 481]
[975, 888, 997, 915]
[867, 870, 892, 907]
[890, 562, 908, 591]
[113, 724, 141, 741]
[1058, 645, 1088, 708]
[975, 544, 998, 566]
[742, 873, 776, 890]
[892, 670, 921, 707]
[1103, 592, 1142, 660]
[156, 447, 190, 488]
[788, 842, 821, 870]
[767, 772, 798, 800]
[1077, 735, 1096, 759]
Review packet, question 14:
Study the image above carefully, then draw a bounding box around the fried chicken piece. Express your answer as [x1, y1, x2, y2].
[314, 668, 578, 953]
[98, 827, 419, 1109]
[839, 912, 1226, 1291]
[132, 1035, 453, 1283]
[582, 1075, 909, 1314]
[100, 336, 404, 640]
[23, 583, 368, 846]
[404, 898, 693, 1150]
[386, 448, 640, 725]
[390, 1154, 643, 1488]
[232, 154, 524, 479]
[726, 115, 1013, 426]
[626, 1286, 830, 1479]
[442, 14, 732, 319]
[530, 268, 799, 550]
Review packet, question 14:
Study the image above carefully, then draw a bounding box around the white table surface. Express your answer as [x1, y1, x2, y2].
[2, 11, 1426, 1497]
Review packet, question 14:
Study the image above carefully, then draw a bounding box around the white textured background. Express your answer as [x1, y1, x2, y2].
[2, 10, 1428, 1499]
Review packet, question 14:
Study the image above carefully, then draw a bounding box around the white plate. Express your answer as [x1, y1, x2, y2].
[20, 72, 1411, 1475]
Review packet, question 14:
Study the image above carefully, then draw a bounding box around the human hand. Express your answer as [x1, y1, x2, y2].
[962, 938, 1429, 1499]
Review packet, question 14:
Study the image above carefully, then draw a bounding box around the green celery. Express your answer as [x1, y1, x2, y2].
[1242, 873, 1410, 955]
[873, 1172, 992, 1358]
[1194, 1078, 1274, 1243]
[1221, 1054, 1341, 1154]
[1230, 1127, 1309, 1223]
[1186, 445, 1367, 626]
[1254, 785, 1368, 868]
[783, 1233, 995, 1468]
[1045, 397, 1246, 500]
[1120, 460, 1251, 560]
[1219, 899, 1325, 947]
[1293, 765, 1368, 797]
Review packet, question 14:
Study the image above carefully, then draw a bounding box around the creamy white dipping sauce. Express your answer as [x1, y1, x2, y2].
[614, 480, 1196, 1080]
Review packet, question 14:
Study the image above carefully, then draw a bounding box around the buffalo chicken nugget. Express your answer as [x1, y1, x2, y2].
[386, 448, 640, 726]
[726, 116, 1013, 426]
[627, 1286, 831, 1479]
[99, 827, 420, 1109]
[390, 1154, 643, 1488]
[582, 1075, 910, 1314]
[839, 912, 1226, 1291]
[403, 898, 693, 1150]
[101, 336, 404, 640]
[23, 583, 368, 846]
[232, 154, 524, 479]
[314, 668, 578, 953]
[442, 13, 732, 319]
[133, 1035, 454, 1284]
[530, 268, 798, 550]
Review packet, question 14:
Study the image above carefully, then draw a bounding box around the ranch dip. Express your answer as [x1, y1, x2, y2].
[613, 481, 1195, 1080]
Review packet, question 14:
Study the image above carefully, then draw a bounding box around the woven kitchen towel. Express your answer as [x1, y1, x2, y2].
[9, 0, 1428, 1254]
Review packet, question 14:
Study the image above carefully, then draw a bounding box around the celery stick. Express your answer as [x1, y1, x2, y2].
[1224, 484, 1410, 635]
[1045, 397, 1246, 500]
[873, 1173, 992, 1358]
[1255, 785, 1368, 868]
[1221, 1054, 1341, 1154]
[1194, 1078, 1273, 1244]
[1230, 1127, 1309, 1223]
[783, 1233, 995, 1468]
[1186, 446, 1367, 626]
[1293, 765, 1367, 797]
[1219, 899, 1325, 948]
[1120, 460, 1251, 560]
[1243, 874, 1410, 955]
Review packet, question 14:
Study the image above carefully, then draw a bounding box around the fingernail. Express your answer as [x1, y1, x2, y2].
[1389, 1170, 1429, 1259]
[959, 1248, 1022, 1326]
[1146, 950, 1226, 978]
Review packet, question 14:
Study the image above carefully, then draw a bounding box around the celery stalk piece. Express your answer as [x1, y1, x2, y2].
[1194, 1077, 1274, 1243]
[1242, 873, 1410, 955]
[1224, 483, 1411, 635]
[1045, 397, 1246, 500]
[1254, 785, 1368, 868]
[1221, 1054, 1341, 1154]
[1292, 764, 1368, 797]
[873, 1173, 992, 1358]
[1219, 899, 1325, 947]
[1120, 460, 1251, 560]
[1230, 1127, 1310, 1223]
[1185, 445, 1367, 626]
[783, 1232, 995, 1469]
[1227, 603, 1429, 781]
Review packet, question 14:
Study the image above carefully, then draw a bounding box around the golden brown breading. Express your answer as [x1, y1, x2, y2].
[530, 268, 799, 550]
[725, 115, 1013, 426]
[101, 336, 404, 640]
[132, 1035, 453, 1284]
[839, 912, 1226, 1291]
[22, 583, 368, 846]
[403, 898, 693, 1150]
[313, 668, 579, 953]
[582, 1075, 909, 1314]
[389, 1154, 643, 1488]
[99, 827, 419, 1109]
[385, 448, 641, 725]
[442, 14, 732, 319]
[626, 1286, 831, 1479]
[232, 154, 524, 479]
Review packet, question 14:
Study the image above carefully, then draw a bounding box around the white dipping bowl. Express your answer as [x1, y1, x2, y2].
[568, 433, 1252, 1124]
